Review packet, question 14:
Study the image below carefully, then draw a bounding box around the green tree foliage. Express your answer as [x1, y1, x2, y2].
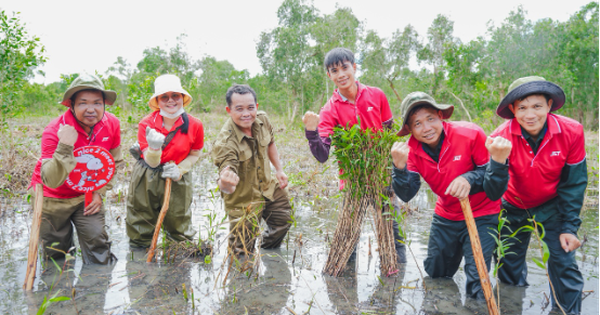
[0, 10, 46, 121]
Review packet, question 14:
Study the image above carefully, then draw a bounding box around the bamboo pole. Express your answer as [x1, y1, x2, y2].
[460, 198, 499, 315]
[147, 178, 172, 263]
[24, 184, 44, 290]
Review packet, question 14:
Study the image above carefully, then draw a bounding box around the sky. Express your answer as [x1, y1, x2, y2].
[2, 0, 595, 84]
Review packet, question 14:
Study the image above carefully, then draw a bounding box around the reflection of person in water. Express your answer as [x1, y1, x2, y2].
[221, 250, 292, 313]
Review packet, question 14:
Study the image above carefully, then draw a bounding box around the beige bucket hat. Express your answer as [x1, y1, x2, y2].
[60, 73, 117, 106]
[397, 91, 454, 136]
[148, 74, 193, 111]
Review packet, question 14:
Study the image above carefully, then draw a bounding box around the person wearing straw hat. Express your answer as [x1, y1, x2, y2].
[491, 76, 587, 314]
[126, 74, 204, 247]
[390, 91, 512, 300]
[27, 73, 122, 264]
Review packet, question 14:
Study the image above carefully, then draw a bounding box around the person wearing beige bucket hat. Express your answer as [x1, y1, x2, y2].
[126, 74, 204, 247]
[390, 91, 512, 300]
[491, 76, 587, 314]
[27, 73, 123, 264]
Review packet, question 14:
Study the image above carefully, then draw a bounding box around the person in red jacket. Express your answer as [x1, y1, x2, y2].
[28, 73, 122, 264]
[127, 74, 204, 247]
[302, 47, 404, 263]
[390, 91, 512, 299]
[491, 76, 587, 314]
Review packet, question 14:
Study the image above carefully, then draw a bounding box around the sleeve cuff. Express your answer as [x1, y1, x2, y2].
[489, 158, 509, 170]
[393, 164, 407, 174]
[305, 128, 320, 140]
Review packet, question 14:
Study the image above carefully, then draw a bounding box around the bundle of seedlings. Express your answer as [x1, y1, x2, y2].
[324, 125, 402, 277]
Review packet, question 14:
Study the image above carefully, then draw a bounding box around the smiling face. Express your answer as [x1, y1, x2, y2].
[157, 92, 184, 115]
[327, 60, 357, 91]
[72, 90, 105, 133]
[226, 92, 257, 135]
[509, 94, 552, 139]
[407, 106, 444, 149]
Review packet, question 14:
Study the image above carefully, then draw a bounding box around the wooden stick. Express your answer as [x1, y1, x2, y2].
[24, 184, 44, 290]
[147, 178, 172, 263]
[460, 198, 499, 315]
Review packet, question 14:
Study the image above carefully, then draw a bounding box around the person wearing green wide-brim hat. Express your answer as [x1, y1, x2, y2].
[27, 73, 123, 264]
[391, 91, 512, 300]
[491, 76, 587, 314]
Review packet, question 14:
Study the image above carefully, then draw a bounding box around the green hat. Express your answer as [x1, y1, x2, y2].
[60, 73, 117, 106]
[397, 91, 454, 136]
[496, 76, 565, 119]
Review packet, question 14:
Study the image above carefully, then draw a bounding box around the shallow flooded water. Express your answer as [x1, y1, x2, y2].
[1, 156, 598, 315]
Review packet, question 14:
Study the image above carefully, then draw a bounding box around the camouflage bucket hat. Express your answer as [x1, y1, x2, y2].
[61, 73, 117, 106]
[496, 76, 565, 119]
[397, 91, 454, 137]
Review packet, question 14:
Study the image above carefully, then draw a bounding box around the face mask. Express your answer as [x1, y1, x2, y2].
[160, 107, 185, 119]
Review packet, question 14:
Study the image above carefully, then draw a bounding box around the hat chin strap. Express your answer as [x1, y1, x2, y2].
[160, 107, 185, 119]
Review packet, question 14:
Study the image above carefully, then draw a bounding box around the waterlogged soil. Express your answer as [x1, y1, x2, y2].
[0, 115, 598, 315]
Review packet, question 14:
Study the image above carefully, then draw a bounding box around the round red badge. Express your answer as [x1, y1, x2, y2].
[65, 146, 115, 206]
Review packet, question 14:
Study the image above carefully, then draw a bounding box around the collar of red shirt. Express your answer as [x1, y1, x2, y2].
[151, 111, 184, 133]
[509, 113, 562, 137]
[330, 81, 364, 103]
[407, 121, 452, 163]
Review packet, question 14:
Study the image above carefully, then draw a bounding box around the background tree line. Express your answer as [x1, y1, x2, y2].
[2, 0, 598, 129]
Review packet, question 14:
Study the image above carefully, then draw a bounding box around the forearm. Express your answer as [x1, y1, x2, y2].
[305, 128, 331, 163]
[461, 165, 486, 195]
[557, 160, 588, 235]
[482, 159, 509, 201]
[143, 148, 162, 168]
[96, 145, 124, 195]
[41, 142, 77, 188]
[391, 165, 421, 202]
[267, 142, 283, 172]
[178, 150, 201, 175]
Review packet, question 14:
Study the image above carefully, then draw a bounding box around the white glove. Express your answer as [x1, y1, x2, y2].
[146, 127, 165, 150]
[161, 162, 182, 180]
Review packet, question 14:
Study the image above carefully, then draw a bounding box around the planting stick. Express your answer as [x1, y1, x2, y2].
[24, 184, 44, 290]
[147, 178, 172, 263]
[460, 198, 499, 315]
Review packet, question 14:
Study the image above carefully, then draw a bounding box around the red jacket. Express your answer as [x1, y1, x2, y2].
[29, 110, 121, 199]
[406, 121, 500, 220]
[490, 114, 586, 209]
[138, 111, 204, 164]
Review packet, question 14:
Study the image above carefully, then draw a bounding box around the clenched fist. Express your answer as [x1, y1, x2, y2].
[218, 165, 240, 194]
[302, 111, 320, 131]
[391, 142, 410, 169]
[57, 124, 77, 146]
[146, 127, 165, 150]
[486, 136, 512, 164]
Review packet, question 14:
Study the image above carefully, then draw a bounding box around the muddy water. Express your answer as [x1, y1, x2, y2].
[0, 158, 598, 315]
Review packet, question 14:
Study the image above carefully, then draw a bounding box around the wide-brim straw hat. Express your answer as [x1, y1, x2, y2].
[148, 74, 193, 111]
[397, 91, 454, 137]
[496, 76, 565, 119]
[60, 73, 117, 106]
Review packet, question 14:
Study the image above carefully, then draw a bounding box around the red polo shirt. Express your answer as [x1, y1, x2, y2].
[29, 110, 121, 199]
[406, 121, 500, 221]
[318, 82, 393, 137]
[490, 114, 586, 209]
[138, 111, 204, 164]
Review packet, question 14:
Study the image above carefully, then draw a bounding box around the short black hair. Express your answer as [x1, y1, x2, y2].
[225, 84, 257, 107]
[406, 104, 438, 125]
[324, 47, 355, 72]
[518, 93, 551, 103]
[70, 89, 105, 106]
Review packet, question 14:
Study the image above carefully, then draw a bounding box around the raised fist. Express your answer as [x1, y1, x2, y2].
[391, 141, 410, 169]
[486, 136, 512, 164]
[57, 124, 77, 146]
[219, 165, 240, 194]
[146, 126, 165, 150]
[302, 111, 320, 131]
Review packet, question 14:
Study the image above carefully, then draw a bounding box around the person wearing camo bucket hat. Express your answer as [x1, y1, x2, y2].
[126, 74, 204, 248]
[28, 73, 123, 264]
[491, 76, 587, 314]
[390, 91, 512, 300]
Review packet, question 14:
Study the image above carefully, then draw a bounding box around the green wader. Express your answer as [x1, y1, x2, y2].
[31, 190, 114, 265]
[126, 160, 195, 247]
